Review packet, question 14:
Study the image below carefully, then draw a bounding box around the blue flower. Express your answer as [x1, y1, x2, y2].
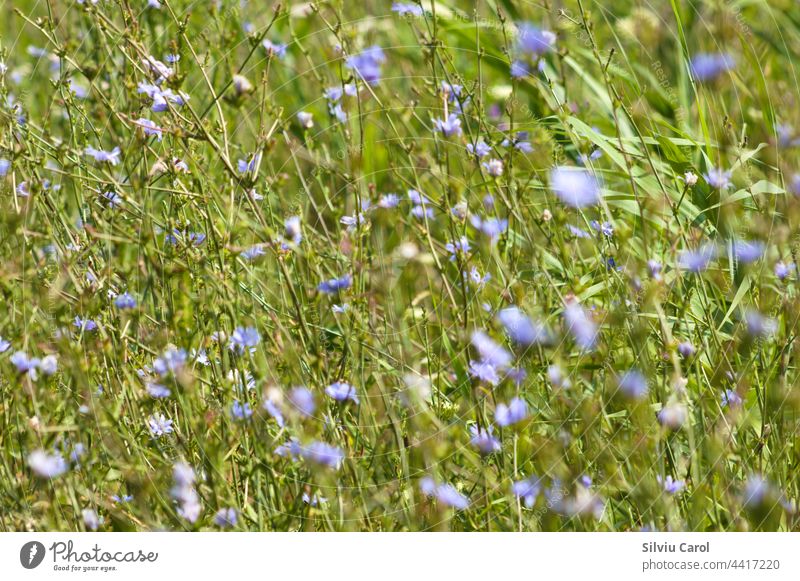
[214, 507, 238, 528]
[302, 441, 345, 469]
[345, 46, 385, 85]
[563, 301, 598, 350]
[495, 397, 529, 427]
[0, 158, 10, 176]
[147, 413, 174, 438]
[263, 399, 285, 427]
[285, 216, 302, 244]
[84, 146, 121, 165]
[241, 244, 266, 260]
[391, 2, 423, 16]
[325, 381, 359, 404]
[28, 450, 68, 479]
[617, 369, 648, 400]
[550, 167, 601, 207]
[433, 113, 462, 137]
[73, 316, 98, 332]
[420, 477, 469, 510]
[689, 52, 735, 82]
[231, 400, 253, 421]
[114, 292, 137, 310]
[135, 118, 163, 141]
[147, 383, 171, 398]
[470, 215, 508, 242]
[445, 236, 470, 261]
[229, 326, 261, 354]
[774, 261, 794, 280]
[657, 475, 686, 494]
[262, 39, 287, 59]
[0, 337, 10, 352]
[471, 330, 512, 368]
[511, 475, 541, 507]
[510, 60, 530, 78]
[703, 167, 732, 189]
[318, 274, 352, 294]
[732, 240, 764, 264]
[469, 424, 501, 454]
[497, 307, 552, 346]
[288, 387, 316, 417]
[466, 140, 491, 158]
[153, 348, 187, 377]
[677, 341, 695, 357]
[517, 23, 556, 58]
[721, 389, 742, 408]
[678, 243, 717, 272]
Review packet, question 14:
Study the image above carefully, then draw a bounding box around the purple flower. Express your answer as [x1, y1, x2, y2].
[510, 60, 530, 78]
[745, 310, 777, 338]
[563, 301, 598, 350]
[689, 52, 735, 82]
[618, 369, 648, 400]
[325, 381, 359, 404]
[241, 245, 266, 260]
[732, 240, 764, 264]
[288, 387, 316, 417]
[135, 118, 163, 141]
[147, 383, 171, 398]
[302, 441, 345, 469]
[0, 337, 10, 353]
[703, 167, 732, 189]
[0, 158, 10, 176]
[262, 39, 287, 59]
[445, 236, 470, 261]
[147, 414, 174, 437]
[318, 274, 352, 294]
[482, 158, 504, 177]
[678, 244, 717, 272]
[171, 462, 201, 523]
[28, 450, 68, 478]
[263, 399, 285, 427]
[73, 316, 98, 332]
[433, 113, 462, 137]
[285, 216, 302, 244]
[512, 476, 541, 507]
[114, 292, 137, 310]
[775, 261, 795, 280]
[420, 477, 469, 510]
[11, 351, 40, 374]
[229, 326, 260, 354]
[469, 425, 501, 454]
[657, 475, 686, 494]
[471, 330, 512, 368]
[153, 348, 187, 377]
[550, 167, 601, 207]
[517, 23, 556, 57]
[231, 400, 253, 420]
[677, 341, 695, 357]
[391, 2, 423, 16]
[470, 215, 508, 241]
[345, 45, 385, 85]
[214, 508, 238, 528]
[721, 389, 743, 408]
[467, 140, 491, 158]
[84, 146, 121, 165]
[495, 397, 529, 427]
[648, 259, 663, 280]
[497, 307, 552, 346]
[742, 475, 771, 509]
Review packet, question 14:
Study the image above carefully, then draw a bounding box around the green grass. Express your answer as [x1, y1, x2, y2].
[0, 0, 799, 531]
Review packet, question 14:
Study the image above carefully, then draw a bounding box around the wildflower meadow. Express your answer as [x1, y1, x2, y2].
[1, 0, 799, 533]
